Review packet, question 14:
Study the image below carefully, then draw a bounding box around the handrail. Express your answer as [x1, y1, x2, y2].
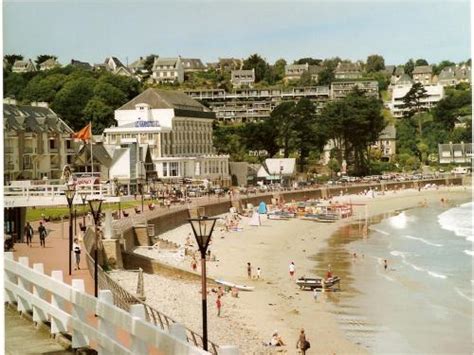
[83, 228, 220, 354]
[4, 253, 207, 355]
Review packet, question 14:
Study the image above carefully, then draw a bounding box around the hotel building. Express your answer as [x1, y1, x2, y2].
[103, 88, 230, 185]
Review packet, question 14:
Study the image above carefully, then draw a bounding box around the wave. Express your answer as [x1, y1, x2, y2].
[370, 227, 389, 236]
[388, 212, 408, 229]
[438, 202, 473, 240]
[455, 287, 474, 303]
[464, 250, 474, 257]
[428, 271, 447, 279]
[403, 235, 443, 247]
[390, 250, 447, 279]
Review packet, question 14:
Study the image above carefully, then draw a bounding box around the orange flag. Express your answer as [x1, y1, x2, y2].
[72, 122, 92, 141]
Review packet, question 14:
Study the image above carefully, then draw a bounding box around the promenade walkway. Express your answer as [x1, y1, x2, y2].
[5, 305, 73, 355]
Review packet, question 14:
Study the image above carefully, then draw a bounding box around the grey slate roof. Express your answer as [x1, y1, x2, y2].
[117, 88, 211, 112]
[181, 58, 206, 70]
[153, 57, 179, 68]
[335, 62, 361, 73]
[3, 103, 72, 133]
[413, 65, 432, 74]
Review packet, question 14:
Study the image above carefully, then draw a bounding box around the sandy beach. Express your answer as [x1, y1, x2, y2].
[110, 185, 471, 354]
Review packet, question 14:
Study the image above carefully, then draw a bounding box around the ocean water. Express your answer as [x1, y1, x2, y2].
[338, 201, 473, 354]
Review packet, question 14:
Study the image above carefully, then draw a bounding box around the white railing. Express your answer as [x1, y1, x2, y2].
[3, 184, 116, 208]
[4, 253, 211, 355]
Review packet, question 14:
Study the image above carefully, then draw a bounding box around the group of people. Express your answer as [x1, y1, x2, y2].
[246, 262, 262, 280]
[266, 329, 310, 354]
[22, 221, 82, 270]
[24, 221, 48, 248]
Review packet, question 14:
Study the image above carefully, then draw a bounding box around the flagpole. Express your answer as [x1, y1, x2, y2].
[90, 122, 94, 178]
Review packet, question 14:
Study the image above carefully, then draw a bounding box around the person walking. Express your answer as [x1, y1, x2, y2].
[289, 261, 296, 279]
[216, 295, 222, 317]
[313, 288, 318, 301]
[247, 262, 252, 279]
[257, 267, 261, 280]
[384, 259, 388, 271]
[38, 222, 47, 248]
[73, 238, 81, 270]
[296, 328, 310, 354]
[24, 222, 34, 247]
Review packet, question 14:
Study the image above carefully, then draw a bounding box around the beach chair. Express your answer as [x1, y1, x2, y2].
[123, 211, 129, 218]
[135, 207, 141, 214]
[148, 203, 155, 211]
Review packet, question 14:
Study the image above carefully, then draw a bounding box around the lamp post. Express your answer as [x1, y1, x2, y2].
[88, 198, 103, 298]
[64, 184, 76, 276]
[139, 183, 144, 212]
[188, 216, 217, 351]
[79, 191, 88, 228]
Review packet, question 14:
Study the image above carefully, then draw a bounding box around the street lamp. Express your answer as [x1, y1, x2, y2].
[139, 183, 144, 212]
[79, 191, 88, 230]
[188, 216, 217, 351]
[64, 184, 76, 276]
[88, 198, 103, 298]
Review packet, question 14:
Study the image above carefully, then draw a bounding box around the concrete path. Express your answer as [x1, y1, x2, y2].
[5, 306, 73, 354]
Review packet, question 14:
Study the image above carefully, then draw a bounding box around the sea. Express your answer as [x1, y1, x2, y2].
[328, 200, 473, 354]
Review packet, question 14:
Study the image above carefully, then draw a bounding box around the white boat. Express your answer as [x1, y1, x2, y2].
[215, 279, 255, 291]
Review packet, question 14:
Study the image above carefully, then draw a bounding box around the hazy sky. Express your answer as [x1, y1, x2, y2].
[3, 0, 471, 66]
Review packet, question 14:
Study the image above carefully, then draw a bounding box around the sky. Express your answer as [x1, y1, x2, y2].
[2, 0, 472, 66]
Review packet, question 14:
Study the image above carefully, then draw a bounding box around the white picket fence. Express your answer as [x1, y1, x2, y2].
[4, 253, 228, 355]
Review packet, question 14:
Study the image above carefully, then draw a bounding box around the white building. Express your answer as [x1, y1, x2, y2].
[103, 88, 230, 185]
[152, 57, 184, 83]
[388, 84, 444, 118]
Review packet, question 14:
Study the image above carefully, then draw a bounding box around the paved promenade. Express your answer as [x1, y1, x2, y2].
[5, 305, 73, 355]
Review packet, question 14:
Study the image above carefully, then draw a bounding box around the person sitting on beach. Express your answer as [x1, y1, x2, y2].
[269, 331, 285, 347]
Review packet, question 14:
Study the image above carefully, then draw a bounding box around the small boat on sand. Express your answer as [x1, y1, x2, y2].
[267, 211, 295, 220]
[296, 276, 341, 290]
[215, 279, 255, 291]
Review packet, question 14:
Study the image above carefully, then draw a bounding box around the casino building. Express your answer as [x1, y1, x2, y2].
[103, 88, 230, 185]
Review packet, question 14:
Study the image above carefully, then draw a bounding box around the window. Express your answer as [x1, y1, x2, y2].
[170, 162, 179, 176]
[163, 162, 168, 177]
[66, 140, 72, 149]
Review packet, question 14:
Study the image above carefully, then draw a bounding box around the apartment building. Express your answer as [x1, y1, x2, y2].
[152, 57, 184, 83]
[388, 84, 444, 118]
[330, 81, 379, 99]
[231, 69, 255, 88]
[103, 88, 229, 185]
[184, 86, 331, 123]
[3, 99, 77, 182]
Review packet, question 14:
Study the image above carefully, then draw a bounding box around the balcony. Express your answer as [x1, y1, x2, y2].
[4, 147, 14, 154]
